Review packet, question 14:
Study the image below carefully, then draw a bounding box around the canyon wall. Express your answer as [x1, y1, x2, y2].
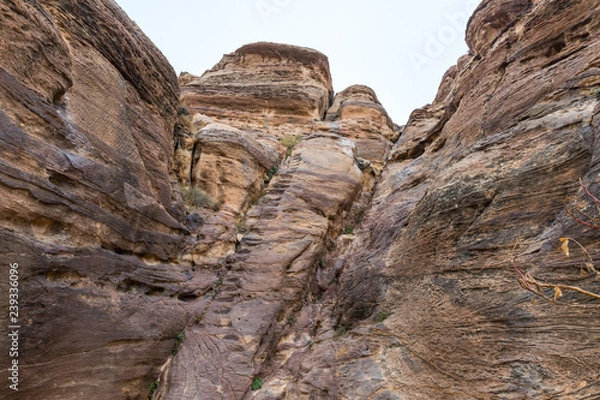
[1, 0, 600, 399]
[0, 1, 193, 399]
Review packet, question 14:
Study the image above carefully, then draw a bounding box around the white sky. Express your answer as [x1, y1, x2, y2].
[115, 0, 480, 124]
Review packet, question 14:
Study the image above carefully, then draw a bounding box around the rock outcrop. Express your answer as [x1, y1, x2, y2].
[2, 0, 600, 399]
[0, 1, 191, 399]
[269, 0, 600, 398]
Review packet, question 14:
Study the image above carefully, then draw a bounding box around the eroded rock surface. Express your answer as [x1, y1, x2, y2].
[263, 0, 600, 399]
[161, 42, 393, 399]
[2, 0, 600, 399]
[0, 1, 193, 399]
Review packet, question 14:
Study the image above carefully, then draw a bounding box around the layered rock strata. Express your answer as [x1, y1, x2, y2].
[2, 0, 600, 399]
[255, 0, 600, 398]
[0, 1, 191, 399]
[161, 42, 395, 399]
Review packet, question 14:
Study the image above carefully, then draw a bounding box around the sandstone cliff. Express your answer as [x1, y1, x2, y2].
[0, 1, 189, 399]
[1, 0, 600, 399]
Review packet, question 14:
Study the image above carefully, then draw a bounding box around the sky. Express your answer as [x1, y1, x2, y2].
[116, 0, 480, 125]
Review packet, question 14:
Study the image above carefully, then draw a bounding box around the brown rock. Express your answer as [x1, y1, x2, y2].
[0, 1, 194, 399]
[285, 0, 600, 398]
[326, 85, 397, 166]
[163, 133, 366, 399]
[181, 42, 333, 127]
[466, 0, 533, 56]
[6, 0, 600, 398]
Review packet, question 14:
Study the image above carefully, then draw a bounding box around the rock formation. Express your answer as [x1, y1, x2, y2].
[0, 1, 190, 399]
[1, 0, 600, 399]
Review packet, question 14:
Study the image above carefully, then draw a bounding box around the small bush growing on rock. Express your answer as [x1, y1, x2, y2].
[251, 376, 263, 391]
[376, 310, 391, 322]
[149, 381, 159, 397]
[335, 325, 347, 338]
[181, 185, 219, 210]
[176, 106, 193, 133]
[235, 216, 248, 233]
[264, 165, 278, 183]
[343, 225, 354, 235]
[280, 134, 302, 158]
[172, 332, 184, 355]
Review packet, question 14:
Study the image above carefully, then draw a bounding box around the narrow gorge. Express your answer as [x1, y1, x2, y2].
[1, 0, 599, 399]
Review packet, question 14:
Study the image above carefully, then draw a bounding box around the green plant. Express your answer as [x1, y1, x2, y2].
[181, 185, 219, 210]
[286, 315, 296, 325]
[335, 325, 347, 337]
[176, 106, 193, 133]
[594, 88, 600, 97]
[149, 381, 159, 397]
[376, 310, 391, 322]
[265, 165, 278, 183]
[343, 225, 354, 235]
[172, 332, 184, 355]
[280, 134, 302, 158]
[251, 376, 263, 391]
[236, 216, 248, 233]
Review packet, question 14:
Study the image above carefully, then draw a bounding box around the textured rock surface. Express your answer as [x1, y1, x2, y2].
[163, 43, 393, 399]
[266, 0, 600, 398]
[2, 0, 600, 399]
[180, 42, 333, 127]
[0, 1, 192, 399]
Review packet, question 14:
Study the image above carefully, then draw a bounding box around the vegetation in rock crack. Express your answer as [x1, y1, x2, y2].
[180, 184, 219, 210]
[376, 310, 391, 322]
[335, 325, 347, 338]
[280, 134, 302, 158]
[172, 332, 184, 355]
[251, 376, 263, 391]
[286, 315, 296, 325]
[177, 106, 190, 116]
[343, 225, 354, 235]
[513, 179, 600, 303]
[149, 381, 159, 397]
[176, 106, 193, 133]
[265, 165, 278, 183]
[236, 216, 248, 233]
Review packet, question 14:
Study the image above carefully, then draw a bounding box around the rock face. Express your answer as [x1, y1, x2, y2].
[0, 1, 192, 399]
[2, 0, 600, 399]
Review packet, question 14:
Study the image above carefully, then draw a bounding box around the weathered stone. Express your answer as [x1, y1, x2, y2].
[180, 42, 333, 128]
[326, 85, 397, 166]
[4, 0, 600, 399]
[466, 0, 533, 56]
[0, 1, 193, 399]
[277, 1, 600, 399]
